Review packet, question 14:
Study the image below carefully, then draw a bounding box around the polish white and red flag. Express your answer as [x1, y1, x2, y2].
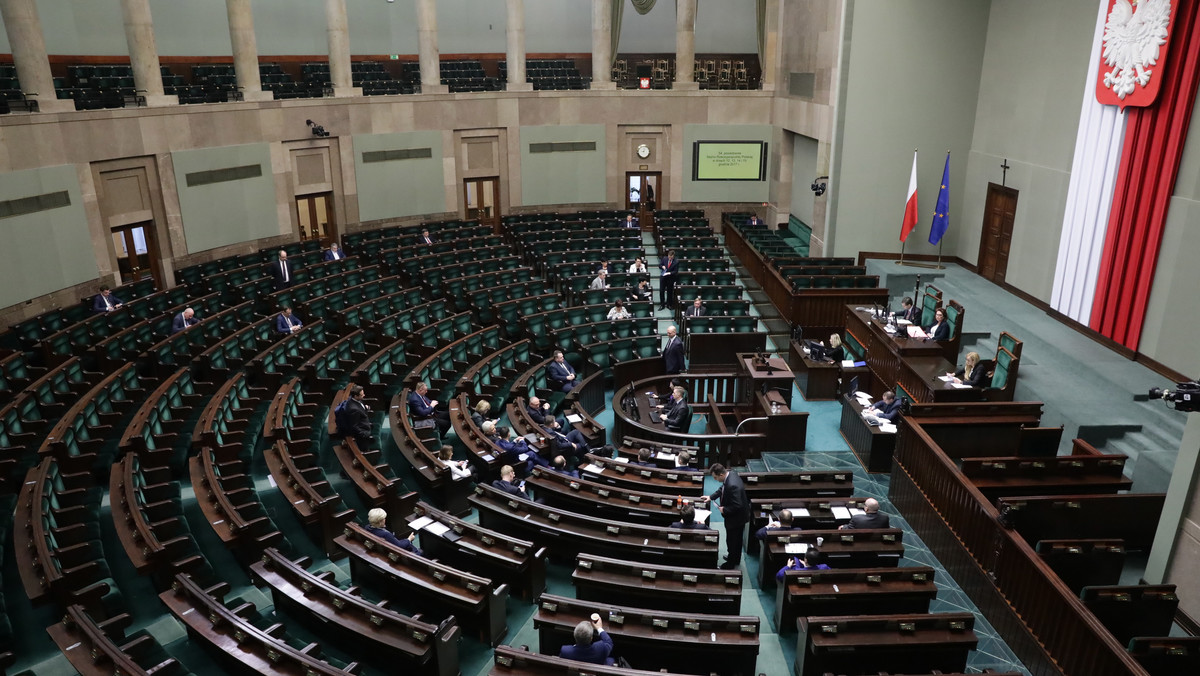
[899, 151, 919, 242]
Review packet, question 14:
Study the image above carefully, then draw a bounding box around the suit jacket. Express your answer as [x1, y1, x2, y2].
[710, 471, 751, 522]
[171, 313, 198, 334]
[776, 561, 830, 581]
[662, 335, 685, 373]
[622, 217, 639, 228]
[956, 365, 988, 388]
[843, 511, 890, 529]
[871, 398, 902, 421]
[559, 631, 614, 666]
[547, 360, 575, 387]
[365, 525, 422, 556]
[275, 313, 302, 334]
[630, 287, 652, 302]
[589, 276, 608, 290]
[825, 346, 845, 363]
[269, 259, 294, 288]
[899, 305, 920, 323]
[492, 479, 525, 498]
[323, 248, 343, 261]
[420, 235, 435, 245]
[543, 425, 579, 454]
[659, 257, 679, 278]
[92, 293, 123, 312]
[526, 405, 551, 425]
[926, 321, 950, 341]
[664, 400, 690, 432]
[670, 520, 711, 530]
[343, 398, 372, 440]
[552, 466, 581, 479]
[684, 304, 707, 317]
[407, 391, 437, 419]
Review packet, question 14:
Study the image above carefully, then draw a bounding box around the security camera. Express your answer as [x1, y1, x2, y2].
[305, 119, 330, 137]
[811, 176, 828, 197]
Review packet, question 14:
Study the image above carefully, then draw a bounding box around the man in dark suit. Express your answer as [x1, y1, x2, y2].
[419, 228, 435, 246]
[407, 381, 450, 434]
[547, 350, 577, 392]
[673, 450, 699, 472]
[483, 422, 533, 471]
[662, 325, 684, 374]
[622, 213, 638, 229]
[664, 386, 690, 432]
[684, 297, 707, 318]
[840, 498, 891, 530]
[323, 242, 344, 261]
[341, 385, 375, 447]
[747, 215, 764, 227]
[275, 307, 303, 334]
[658, 250, 679, 309]
[869, 391, 902, 421]
[526, 396, 552, 425]
[171, 307, 199, 334]
[550, 455, 579, 478]
[365, 508, 423, 556]
[92, 286, 124, 312]
[491, 464, 529, 499]
[896, 296, 919, 323]
[670, 504, 711, 530]
[754, 509, 794, 543]
[704, 463, 751, 570]
[543, 419, 588, 460]
[269, 250, 294, 290]
[560, 616, 615, 666]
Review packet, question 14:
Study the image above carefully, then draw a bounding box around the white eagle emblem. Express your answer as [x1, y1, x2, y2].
[1101, 0, 1172, 99]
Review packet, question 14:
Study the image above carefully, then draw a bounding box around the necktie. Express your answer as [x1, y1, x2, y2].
[103, 296, 112, 310]
[281, 261, 289, 282]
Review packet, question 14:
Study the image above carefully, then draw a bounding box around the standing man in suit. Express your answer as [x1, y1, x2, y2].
[275, 307, 303, 334]
[684, 297, 707, 318]
[323, 242, 344, 261]
[560, 615, 615, 666]
[662, 325, 684, 374]
[658, 249, 679, 310]
[269, 250, 294, 290]
[408, 382, 450, 435]
[664, 386, 690, 432]
[839, 498, 891, 530]
[547, 350, 577, 392]
[365, 508, 423, 556]
[171, 308, 199, 334]
[341, 385, 375, 448]
[92, 286, 124, 312]
[703, 463, 751, 570]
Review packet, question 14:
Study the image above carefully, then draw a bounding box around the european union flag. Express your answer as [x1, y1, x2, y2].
[928, 152, 951, 245]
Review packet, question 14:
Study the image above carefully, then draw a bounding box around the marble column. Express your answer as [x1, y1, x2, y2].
[505, 0, 532, 92]
[415, 0, 448, 94]
[120, 0, 176, 106]
[324, 0, 360, 97]
[674, 0, 698, 90]
[590, 0, 615, 89]
[225, 0, 272, 101]
[761, 0, 780, 92]
[0, 0, 74, 112]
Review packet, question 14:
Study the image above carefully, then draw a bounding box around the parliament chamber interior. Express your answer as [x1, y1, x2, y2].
[2, 1, 1200, 676]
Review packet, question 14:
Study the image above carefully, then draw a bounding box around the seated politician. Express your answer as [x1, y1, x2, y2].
[775, 552, 830, 581]
[630, 280, 653, 303]
[323, 242, 345, 261]
[560, 615, 615, 666]
[664, 386, 691, 432]
[839, 497, 891, 530]
[670, 504, 711, 530]
[925, 307, 950, 341]
[589, 270, 610, 291]
[92, 286, 124, 312]
[483, 422, 533, 471]
[365, 508, 423, 556]
[951, 351, 988, 388]
[492, 464, 529, 499]
[407, 381, 450, 434]
[673, 450, 699, 472]
[754, 508, 794, 542]
[894, 296, 919, 323]
[547, 350, 578, 392]
[543, 418, 589, 460]
[526, 396, 553, 425]
[171, 307, 199, 334]
[607, 299, 631, 320]
[683, 297, 707, 318]
[868, 390, 902, 421]
[471, 399, 495, 429]
[551, 455, 579, 478]
[276, 307, 303, 334]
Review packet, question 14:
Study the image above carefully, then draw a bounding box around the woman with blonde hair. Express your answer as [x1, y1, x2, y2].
[471, 399, 492, 428]
[824, 333, 845, 363]
[951, 351, 988, 388]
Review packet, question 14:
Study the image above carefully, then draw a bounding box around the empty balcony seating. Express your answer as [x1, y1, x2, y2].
[501, 59, 589, 91]
[438, 60, 500, 92]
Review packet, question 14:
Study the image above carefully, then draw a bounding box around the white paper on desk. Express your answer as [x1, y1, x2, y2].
[613, 457, 629, 463]
[906, 326, 928, 338]
[565, 414, 583, 424]
[841, 360, 856, 368]
[793, 508, 811, 518]
[518, 453, 529, 462]
[848, 508, 865, 516]
[693, 508, 712, 524]
[854, 391, 872, 400]
[884, 325, 898, 334]
[581, 464, 604, 474]
[408, 516, 435, 531]
[897, 319, 912, 326]
[656, 451, 676, 461]
[938, 375, 955, 382]
[785, 543, 809, 554]
[951, 383, 973, 389]
[424, 521, 451, 537]
[830, 506, 852, 520]
[879, 423, 898, 434]
[482, 453, 495, 462]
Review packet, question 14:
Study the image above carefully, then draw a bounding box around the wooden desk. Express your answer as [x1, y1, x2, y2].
[535, 593, 760, 676]
[579, 453, 706, 497]
[796, 613, 977, 676]
[774, 566, 937, 633]
[844, 306, 944, 397]
[899, 355, 983, 404]
[758, 529, 905, 587]
[573, 553, 743, 615]
[749, 497, 868, 552]
[997, 493, 1166, 550]
[737, 353, 794, 406]
[788, 339, 857, 401]
[1036, 538, 1125, 594]
[1082, 584, 1178, 647]
[489, 645, 697, 676]
[838, 395, 897, 473]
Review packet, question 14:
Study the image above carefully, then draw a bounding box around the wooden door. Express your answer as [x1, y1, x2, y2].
[296, 193, 336, 246]
[464, 177, 500, 231]
[110, 222, 160, 287]
[626, 171, 660, 230]
[978, 183, 1017, 284]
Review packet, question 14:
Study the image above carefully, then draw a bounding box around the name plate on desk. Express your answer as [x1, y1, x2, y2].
[641, 570, 657, 580]
[606, 525, 620, 535]
[684, 621, 700, 632]
[652, 618, 669, 629]
[682, 574, 698, 584]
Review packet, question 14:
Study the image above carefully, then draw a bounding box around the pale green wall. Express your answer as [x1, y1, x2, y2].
[791, 133, 819, 226]
[958, 0, 1097, 302]
[681, 124, 772, 203]
[353, 131, 447, 222]
[520, 125, 607, 206]
[0, 165, 98, 308]
[171, 144, 279, 255]
[828, 0, 989, 258]
[1139, 93, 1200, 377]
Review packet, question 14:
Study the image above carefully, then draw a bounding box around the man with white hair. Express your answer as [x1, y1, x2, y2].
[364, 508, 422, 555]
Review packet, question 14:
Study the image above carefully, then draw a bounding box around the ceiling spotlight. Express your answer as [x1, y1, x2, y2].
[306, 119, 331, 137]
